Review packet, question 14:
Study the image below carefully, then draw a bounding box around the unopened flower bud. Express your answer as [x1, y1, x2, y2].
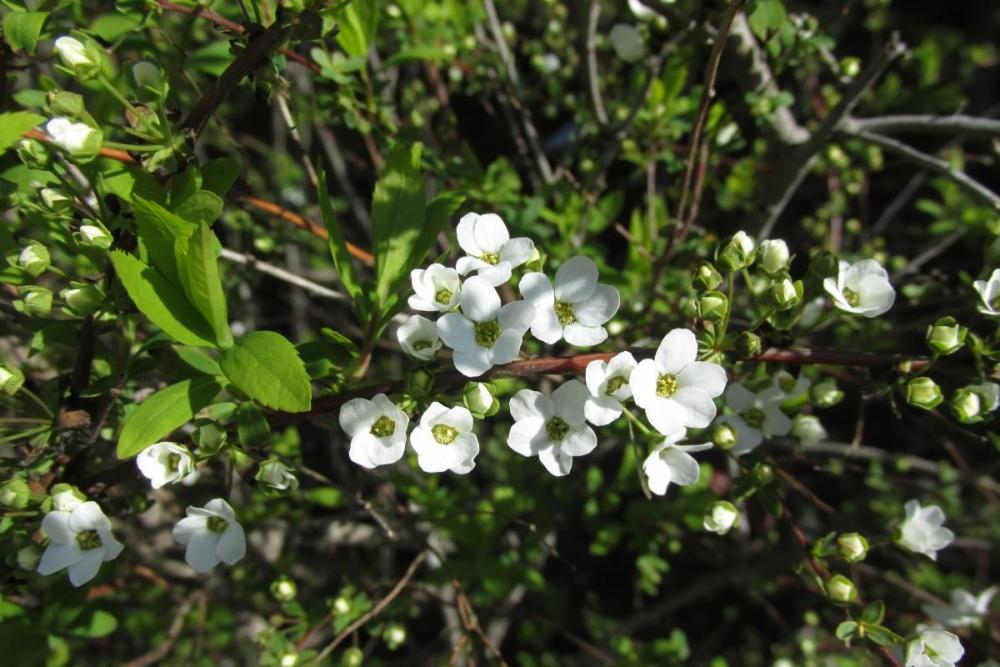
[608, 23, 646, 62]
[751, 462, 775, 486]
[61, 283, 103, 316]
[332, 596, 352, 615]
[271, 576, 298, 602]
[256, 459, 299, 491]
[383, 623, 407, 650]
[0, 478, 30, 509]
[950, 382, 999, 423]
[46, 90, 85, 118]
[710, 423, 738, 449]
[906, 377, 943, 410]
[342, 647, 364, 667]
[926, 317, 967, 356]
[0, 364, 25, 396]
[703, 501, 739, 535]
[17, 243, 50, 277]
[77, 224, 112, 249]
[694, 262, 723, 291]
[758, 239, 790, 275]
[736, 331, 762, 360]
[463, 382, 499, 418]
[698, 290, 728, 321]
[49, 484, 85, 512]
[17, 545, 40, 571]
[19, 286, 53, 316]
[836, 532, 869, 563]
[771, 278, 802, 310]
[17, 139, 48, 168]
[791, 414, 827, 444]
[53, 36, 102, 80]
[45, 117, 102, 161]
[826, 575, 857, 604]
[718, 231, 756, 272]
[811, 379, 844, 407]
[132, 61, 165, 94]
[41, 188, 72, 210]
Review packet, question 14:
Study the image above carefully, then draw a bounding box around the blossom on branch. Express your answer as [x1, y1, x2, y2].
[397, 315, 443, 361]
[136, 442, 197, 489]
[823, 259, 895, 318]
[173, 498, 247, 573]
[896, 499, 954, 561]
[642, 429, 712, 496]
[972, 268, 1000, 316]
[904, 630, 963, 667]
[455, 213, 534, 287]
[519, 256, 620, 347]
[37, 501, 123, 587]
[408, 263, 461, 313]
[507, 380, 596, 477]
[339, 394, 410, 469]
[409, 402, 479, 474]
[716, 383, 791, 456]
[583, 352, 637, 426]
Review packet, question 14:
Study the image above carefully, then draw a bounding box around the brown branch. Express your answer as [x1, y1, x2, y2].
[845, 114, 1000, 137]
[123, 591, 203, 667]
[311, 551, 427, 664]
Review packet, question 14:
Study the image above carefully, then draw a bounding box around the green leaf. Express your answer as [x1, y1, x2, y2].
[201, 157, 241, 196]
[835, 621, 857, 642]
[173, 190, 223, 225]
[220, 331, 312, 412]
[131, 196, 196, 286]
[110, 250, 217, 348]
[171, 346, 223, 376]
[3, 12, 48, 55]
[860, 600, 886, 625]
[0, 111, 45, 156]
[176, 222, 232, 348]
[235, 402, 270, 447]
[334, 0, 380, 57]
[381, 45, 450, 69]
[117, 376, 223, 458]
[371, 142, 426, 309]
[69, 610, 118, 638]
[748, 0, 787, 41]
[864, 624, 902, 647]
[317, 165, 367, 318]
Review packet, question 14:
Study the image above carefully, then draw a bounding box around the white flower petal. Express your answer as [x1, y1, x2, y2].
[420, 402, 451, 427]
[185, 532, 222, 573]
[554, 256, 598, 303]
[437, 313, 476, 351]
[488, 329, 524, 365]
[574, 285, 620, 326]
[762, 404, 792, 437]
[564, 323, 607, 347]
[41, 511, 74, 544]
[723, 383, 755, 411]
[498, 300, 536, 334]
[38, 542, 83, 575]
[553, 380, 589, 425]
[216, 524, 247, 565]
[655, 328, 698, 374]
[365, 434, 406, 466]
[538, 443, 573, 476]
[443, 406, 474, 433]
[507, 417, 547, 456]
[172, 516, 205, 545]
[510, 389, 553, 421]
[348, 433, 379, 468]
[642, 451, 671, 495]
[204, 498, 237, 522]
[476, 263, 513, 287]
[456, 255, 487, 276]
[453, 346, 494, 377]
[585, 360, 608, 395]
[677, 361, 727, 398]
[561, 425, 597, 457]
[529, 306, 563, 344]
[339, 398, 379, 437]
[585, 395, 622, 426]
[68, 549, 104, 586]
[472, 213, 510, 253]
[663, 448, 701, 486]
[460, 276, 500, 322]
[68, 501, 106, 532]
[100, 532, 124, 561]
[519, 272, 555, 307]
[456, 213, 482, 256]
[645, 398, 688, 436]
[858, 273, 895, 317]
[629, 359, 659, 409]
[673, 386, 717, 428]
[500, 237, 534, 268]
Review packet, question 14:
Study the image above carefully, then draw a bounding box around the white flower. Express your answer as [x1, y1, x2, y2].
[716, 383, 791, 456]
[630, 328, 727, 436]
[172, 498, 247, 573]
[608, 24, 646, 62]
[437, 276, 534, 377]
[519, 256, 620, 346]
[922, 587, 997, 629]
[628, 0, 656, 20]
[771, 370, 811, 401]
[904, 630, 963, 667]
[790, 414, 827, 445]
[897, 499, 954, 561]
[507, 380, 597, 477]
[642, 429, 712, 496]
[136, 442, 196, 489]
[50, 486, 85, 512]
[823, 259, 895, 317]
[703, 501, 739, 535]
[45, 117, 102, 157]
[973, 268, 1000, 316]
[256, 459, 299, 491]
[37, 501, 124, 586]
[455, 212, 535, 287]
[53, 36, 100, 75]
[408, 263, 461, 312]
[397, 314, 442, 361]
[583, 352, 637, 426]
[758, 239, 790, 275]
[338, 393, 409, 469]
[409, 402, 479, 474]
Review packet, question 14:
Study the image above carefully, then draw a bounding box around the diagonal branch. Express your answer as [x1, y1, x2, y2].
[844, 114, 1000, 138]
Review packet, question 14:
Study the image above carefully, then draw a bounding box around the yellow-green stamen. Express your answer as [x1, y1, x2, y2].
[370, 415, 396, 438]
[480, 252, 500, 265]
[207, 516, 229, 534]
[431, 423, 459, 444]
[842, 287, 859, 307]
[605, 376, 626, 395]
[743, 408, 765, 428]
[75, 529, 102, 551]
[656, 374, 678, 398]
[474, 320, 501, 348]
[435, 288, 453, 305]
[554, 301, 575, 326]
[546, 417, 569, 441]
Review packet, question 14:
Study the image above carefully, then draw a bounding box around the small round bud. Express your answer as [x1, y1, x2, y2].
[17, 243, 50, 277]
[811, 379, 844, 408]
[49, 484, 85, 512]
[925, 317, 967, 356]
[710, 423, 738, 449]
[703, 501, 739, 535]
[46, 90, 85, 118]
[0, 364, 25, 396]
[271, 576, 298, 602]
[771, 278, 802, 310]
[19, 286, 53, 316]
[718, 231, 756, 272]
[45, 117, 102, 161]
[758, 239, 790, 275]
[41, 188, 72, 210]
[906, 377, 943, 411]
[17, 138, 48, 168]
[332, 596, 352, 615]
[735, 331, 762, 360]
[53, 36, 102, 80]
[463, 382, 499, 418]
[836, 533, 869, 563]
[790, 414, 827, 445]
[0, 478, 30, 509]
[751, 463, 775, 486]
[17, 545, 40, 571]
[383, 623, 407, 650]
[608, 23, 646, 62]
[826, 574, 858, 604]
[77, 223, 112, 249]
[256, 459, 299, 492]
[698, 291, 729, 322]
[694, 262, 723, 291]
[61, 283, 104, 316]
[279, 653, 298, 667]
[950, 383, 999, 424]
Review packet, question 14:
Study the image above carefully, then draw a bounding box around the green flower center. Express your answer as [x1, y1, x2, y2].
[742, 408, 765, 429]
[474, 320, 501, 348]
[166, 452, 181, 473]
[480, 252, 500, 265]
[413, 340, 432, 351]
[370, 415, 396, 438]
[605, 376, 626, 395]
[554, 301, 575, 326]
[435, 288, 453, 305]
[842, 287, 859, 307]
[656, 374, 678, 398]
[546, 416, 569, 441]
[431, 423, 459, 444]
[207, 516, 229, 534]
[779, 376, 796, 393]
[75, 529, 102, 551]
[991, 296, 1000, 310]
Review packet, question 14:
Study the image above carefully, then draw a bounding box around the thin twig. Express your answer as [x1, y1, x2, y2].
[845, 114, 1000, 137]
[311, 551, 427, 664]
[586, 0, 609, 126]
[219, 248, 349, 301]
[123, 591, 203, 667]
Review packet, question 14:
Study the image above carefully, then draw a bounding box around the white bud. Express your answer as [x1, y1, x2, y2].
[40, 188, 71, 210]
[45, 117, 102, 159]
[78, 224, 112, 249]
[53, 36, 99, 74]
[17, 243, 50, 276]
[703, 501, 739, 535]
[758, 239, 790, 274]
[61, 283, 103, 315]
[256, 459, 299, 491]
[791, 414, 827, 445]
[608, 24, 646, 63]
[50, 486, 86, 512]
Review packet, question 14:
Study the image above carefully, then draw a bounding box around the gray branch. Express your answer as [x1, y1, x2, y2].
[841, 128, 1000, 212]
[844, 114, 1000, 138]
